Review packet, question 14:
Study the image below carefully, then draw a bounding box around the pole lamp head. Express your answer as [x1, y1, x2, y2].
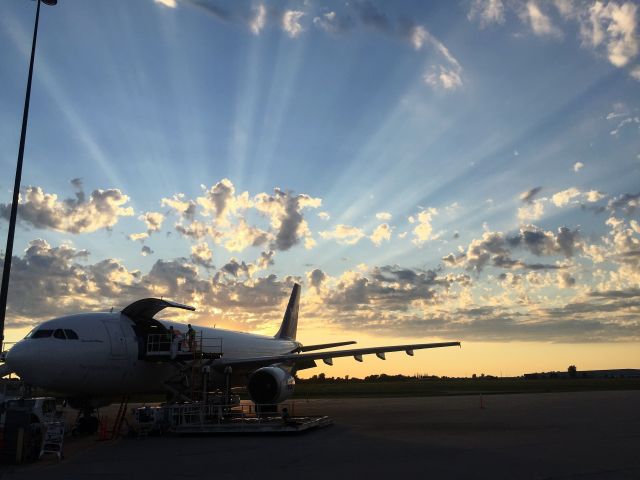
[42, 0, 58, 5]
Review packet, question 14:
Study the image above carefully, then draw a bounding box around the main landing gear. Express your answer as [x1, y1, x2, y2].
[75, 410, 100, 435]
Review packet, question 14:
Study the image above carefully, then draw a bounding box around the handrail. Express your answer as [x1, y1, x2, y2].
[165, 401, 296, 427]
[145, 333, 222, 357]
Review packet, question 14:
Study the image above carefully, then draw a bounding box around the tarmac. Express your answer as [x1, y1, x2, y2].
[1, 390, 639, 479]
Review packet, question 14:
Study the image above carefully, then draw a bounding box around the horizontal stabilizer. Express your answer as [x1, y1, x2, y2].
[299, 341, 356, 352]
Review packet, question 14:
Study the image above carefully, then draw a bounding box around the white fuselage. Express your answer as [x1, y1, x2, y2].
[5, 312, 297, 398]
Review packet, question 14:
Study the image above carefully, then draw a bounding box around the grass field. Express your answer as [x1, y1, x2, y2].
[292, 378, 640, 398]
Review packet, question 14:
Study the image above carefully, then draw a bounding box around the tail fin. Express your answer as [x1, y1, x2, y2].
[275, 283, 300, 340]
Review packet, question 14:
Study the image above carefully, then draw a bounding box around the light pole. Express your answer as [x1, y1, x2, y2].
[0, 0, 58, 345]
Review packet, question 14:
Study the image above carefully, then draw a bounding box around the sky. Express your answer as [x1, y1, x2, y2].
[0, 0, 639, 378]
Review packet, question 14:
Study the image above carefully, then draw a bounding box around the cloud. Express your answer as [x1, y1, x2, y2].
[141, 246, 153, 257]
[0, 238, 281, 329]
[408, 25, 464, 91]
[141, 211, 164, 232]
[423, 66, 463, 90]
[0, 239, 126, 321]
[179, 0, 233, 22]
[470, 0, 638, 77]
[197, 178, 239, 225]
[318, 211, 331, 220]
[190, 242, 213, 267]
[573, 161, 584, 172]
[519, 186, 543, 203]
[253, 188, 321, 251]
[518, 200, 545, 222]
[370, 223, 393, 246]
[446, 224, 582, 274]
[4, 232, 639, 342]
[606, 102, 629, 119]
[463, 231, 510, 272]
[175, 220, 217, 240]
[375, 212, 392, 221]
[0, 183, 133, 234]
[520, 1, 563, 37]
[161, 193, 196, 220]
[282, 10, 304, 38]
[218, 250, 275, 280]
[355, 1, 392, 33]
[249, 4, 267, 35]
[586, 190, 606, 202]
[158, 1, 464, 91]
[508, 225, 581, 257]
[308, 268, 326, 292]
[220, 258, 252, 278]
[301, 259, 639, 342]
[319, 224, 366, 245]
[220, 220, 270, 252]
[579, 1, 638, 68]
[410, 25, 429, 50]
[605, 216, 640, 269]
[558, 271, 576, 288]
[610, 116, 640, 135]
[552, 187, 581, 207]
[129, 232, 149, 242]
[409, 208, 438, 245]
[165, 181, 320, 254]
[154, 0, 176, 8]
[256, 250, 275, 270]
[129, 211, 165, 241]
[555, 0, 639, 70]
[468, 0, 506, 28]
[518, 188, 546, 221]
[607, 192, 640, 215]
[313, 11, 354, 34]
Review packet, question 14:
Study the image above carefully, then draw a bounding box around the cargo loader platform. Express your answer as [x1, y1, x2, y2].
[170, 415, 333, 434]
[134, 401, 332, 435]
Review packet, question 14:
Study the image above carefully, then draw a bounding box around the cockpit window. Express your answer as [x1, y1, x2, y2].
[64, 329, 79, 340]
[31, 329, 53, 339]
[24, 328, 36, 339]
[53, 329, 66, 340]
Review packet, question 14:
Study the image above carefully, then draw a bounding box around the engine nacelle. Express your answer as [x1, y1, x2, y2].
[247, 367, 295, 404]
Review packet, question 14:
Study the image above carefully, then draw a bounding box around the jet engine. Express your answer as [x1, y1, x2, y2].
[247, 367, 295, 404]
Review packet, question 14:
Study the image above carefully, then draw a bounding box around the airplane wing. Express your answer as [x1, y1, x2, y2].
[214, 341, 461, 371]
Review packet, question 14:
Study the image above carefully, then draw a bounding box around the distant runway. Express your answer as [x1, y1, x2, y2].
[2, 391, 639, 479]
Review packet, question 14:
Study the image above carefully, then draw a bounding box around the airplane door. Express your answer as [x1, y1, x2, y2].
[103, 321, 127, 358]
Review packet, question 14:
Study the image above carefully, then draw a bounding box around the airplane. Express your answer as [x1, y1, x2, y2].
[0, 283, 460, 433]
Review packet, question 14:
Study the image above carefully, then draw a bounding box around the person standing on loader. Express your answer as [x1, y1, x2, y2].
[187, 324, 196, 352]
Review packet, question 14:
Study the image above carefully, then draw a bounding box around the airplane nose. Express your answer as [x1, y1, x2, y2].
[4, 341, 32, 377]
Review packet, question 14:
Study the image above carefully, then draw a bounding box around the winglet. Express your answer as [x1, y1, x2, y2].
[275, 284, 301, 340]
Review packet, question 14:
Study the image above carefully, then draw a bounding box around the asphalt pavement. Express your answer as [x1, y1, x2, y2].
[1, 391, 639, 479]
